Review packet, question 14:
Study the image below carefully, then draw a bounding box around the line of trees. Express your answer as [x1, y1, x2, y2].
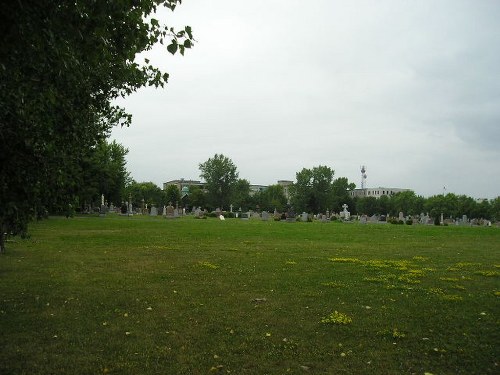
[121, 154, 498, 221]
[166, 155, 500, 221]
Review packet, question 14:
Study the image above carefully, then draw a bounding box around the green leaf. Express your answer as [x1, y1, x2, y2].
[185, 26, 193, 39]
[184, 39, 192, 48]
[167, 40, 178, 55]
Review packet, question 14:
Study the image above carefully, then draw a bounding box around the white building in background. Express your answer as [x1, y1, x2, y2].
[349, 187, 410, 199]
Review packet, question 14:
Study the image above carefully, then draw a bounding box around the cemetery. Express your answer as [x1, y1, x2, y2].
[3, 2, 499, 375]
[1, 214, 498, 374]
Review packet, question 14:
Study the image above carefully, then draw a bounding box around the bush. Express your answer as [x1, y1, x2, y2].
[406, 219, 413, 225]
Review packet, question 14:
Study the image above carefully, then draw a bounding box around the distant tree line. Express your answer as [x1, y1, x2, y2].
[354, 192, 499, 220]
[121, 154, 499, 221]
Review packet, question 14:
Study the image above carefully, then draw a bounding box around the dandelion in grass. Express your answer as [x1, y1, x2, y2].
[392, 328, 406, 339]
[329, 257, 361, 263]
[413, 256, 429, 261]
[475, 270, 499, 277]
[321, 281, 345, 288]
[441, 294, 463, 301]
[285, 260, 296, 265]
[428, 287, 444, 295]
[398, 274, 421, 284]
[198, 261, 219, 269]
[321, 311, 352, 325]
[440, 277, 459, 282]
[363, 276, 388, 283]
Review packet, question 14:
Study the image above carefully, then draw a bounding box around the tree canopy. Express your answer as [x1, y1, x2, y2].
[0, 0, 194, 252]
[199, 154, 239, 210]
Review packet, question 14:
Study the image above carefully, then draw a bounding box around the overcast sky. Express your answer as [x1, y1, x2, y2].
[111, 0, 500, 199]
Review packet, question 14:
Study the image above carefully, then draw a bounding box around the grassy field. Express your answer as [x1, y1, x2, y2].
[0, 215, 499, 374]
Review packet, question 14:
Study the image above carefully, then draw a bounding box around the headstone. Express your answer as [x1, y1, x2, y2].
[273, 209, 280, 221]
[360, 215, 368, 224]
[195, 207, 205, 219]
[219, 215, 225, 221]
[252, 212, 260, 219]
[150, 206, 158, 216]
[424, 214, 430, 224]
[321, 214, 328, 223]
[127, 201, 133, 216]
[261, 211, 269, 221]
[162, 205, 167, 216]
[166, 204, 175, 219]
[462, 214, 468, 225]
[341, 204, 350, 221]
[398, 212, 404, 221]
[301, 212, 308, 222]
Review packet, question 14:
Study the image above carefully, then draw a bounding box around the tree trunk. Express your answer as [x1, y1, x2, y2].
[0, 224, 5, 254]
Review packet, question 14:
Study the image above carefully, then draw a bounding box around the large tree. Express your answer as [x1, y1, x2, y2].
[164, 184, 181, 206]
[231, 179, 252, 211]
[77, 140, 130, 211]
[330, 177, 355, 212]
[291, 166, 335, 213]
[0, 0, 194, 252]
[199, 154, 239, 210]
[254, 184, 288, 212]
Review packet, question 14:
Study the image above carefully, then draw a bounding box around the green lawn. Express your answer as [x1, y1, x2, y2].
[1, 216, 499, 374]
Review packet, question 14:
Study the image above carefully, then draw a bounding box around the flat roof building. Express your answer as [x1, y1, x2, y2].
[350, 187, 410, 199]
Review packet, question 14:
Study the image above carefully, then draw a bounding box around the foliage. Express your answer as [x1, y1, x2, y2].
[290, 166, 355, 214]
[254, 184, 288, 212]
[389, 191, 424, 216]
[164, 184, 181, 206]
[231, 179, 252, 211]
[355, 196, 379, 216]
[77, 140, 130, 210]
[291, 166, 334, 213]
[124, 181, 166, 208]
[199, 154, 238, 210]
[185, 185, 207, 210]
[491, 197, 500, 221]
[330, 177, 355, 212]
[353, 192, 497, 221]
[0, 0, 194, 252]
